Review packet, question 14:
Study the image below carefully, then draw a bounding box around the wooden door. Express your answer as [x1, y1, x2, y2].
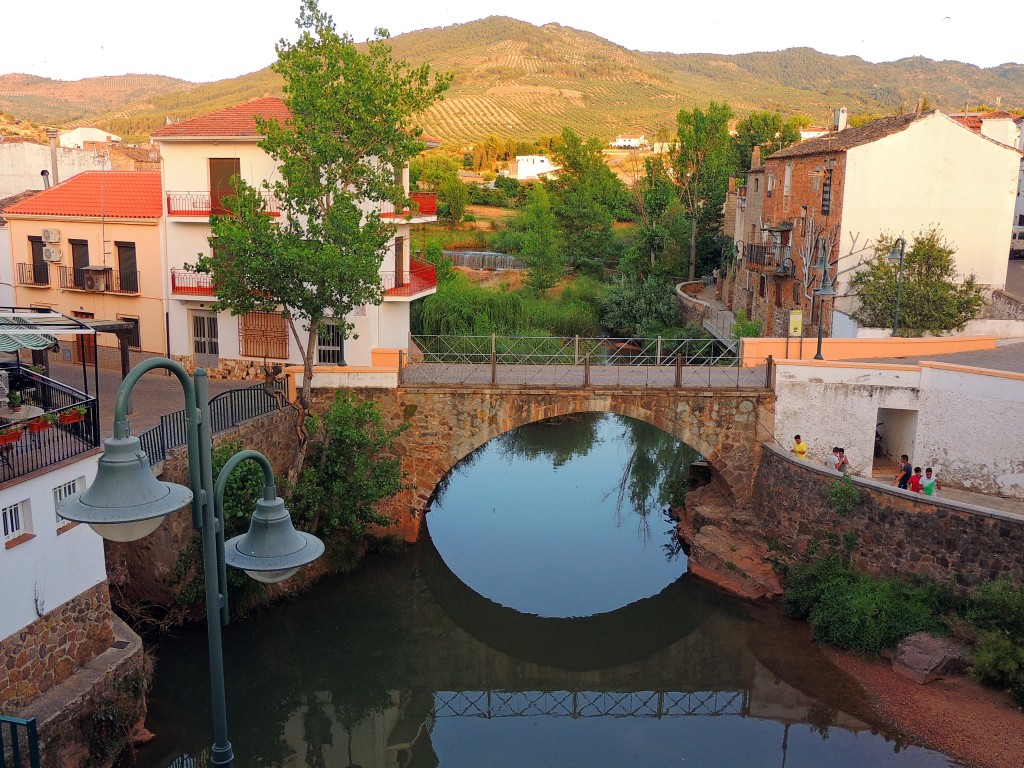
[209, 158, 241, 215]
[72, 311, 96, 364]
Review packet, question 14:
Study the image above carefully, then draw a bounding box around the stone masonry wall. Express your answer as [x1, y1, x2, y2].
[0, 582, 115, 715]
[170, 354, 272, 381]
[983, 289, 1024, 321]
[751, 444, 1024, 589]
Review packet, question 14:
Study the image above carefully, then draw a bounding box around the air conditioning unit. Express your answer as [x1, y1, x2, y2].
[41, 246, 62, 262]
[82, 271, 108, 292]
[41, 228, 61, 243]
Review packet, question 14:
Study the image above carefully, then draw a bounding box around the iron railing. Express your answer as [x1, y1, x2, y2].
[742, 243, 791, 273]
[401, 335, 771, 389]
[382, 258, 437, 297]
[15, 262, 49, 287]
[170, 269, 215, 296]
[136, 381, 285, 466]
[0, 366, 100, 485]
[166, 191, 280, 217]
[433, 690, 748, 719]
[378, 191, 438, 219]
[56, 266, 140, 294]
[0, 715, 40, 768]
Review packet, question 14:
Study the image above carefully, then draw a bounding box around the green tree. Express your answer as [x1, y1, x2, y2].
[419, 153, 461, 188]
[734, 111, 802, 170]
[292, 391, 407, 538]
[520, 186, 563, 294]
[600, 275, 680, 337]
[195, 0, 449, 480]
[671, 102, 737, 280]
[850, 229, 984, 335]
[438, 176, 469, 228]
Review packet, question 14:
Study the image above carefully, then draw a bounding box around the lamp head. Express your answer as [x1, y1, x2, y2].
[56, 436, 191, 541]
[224, 496, 324, 583]
[815, 265, 837, 298]
[887, 237, 905, 263]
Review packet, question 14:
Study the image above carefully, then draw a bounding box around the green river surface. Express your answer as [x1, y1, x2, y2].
[136, 413, 960, 767]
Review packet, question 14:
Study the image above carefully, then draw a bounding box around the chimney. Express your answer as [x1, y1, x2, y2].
[40, 169, 50, 189]
[728, 177, 736, 193]
[45, 128, 59, 185]
[832, 108, 848, 132]
[751, 145, 762, 169]
[916, 97, 924, 115]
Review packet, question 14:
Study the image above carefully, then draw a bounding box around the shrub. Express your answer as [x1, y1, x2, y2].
[972, 630, 1024, 705]
[826, 474, 861, 517]
[967, 579, 1024, 635]
[730, 309, 762, 339]
[783, 553, 860, 620]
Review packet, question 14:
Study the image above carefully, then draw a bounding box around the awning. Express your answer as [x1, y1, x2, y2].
[0, 309, 96, 353]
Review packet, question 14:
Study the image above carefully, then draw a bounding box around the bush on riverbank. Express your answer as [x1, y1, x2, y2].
[784, 553, 1024, 703]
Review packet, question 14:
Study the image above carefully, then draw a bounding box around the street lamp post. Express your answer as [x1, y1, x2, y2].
[888, 237, 907, 336]
[813, 249, 837, 361]
[56, 357, 324, 767]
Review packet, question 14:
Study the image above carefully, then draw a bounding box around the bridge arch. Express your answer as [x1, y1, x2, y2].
[337, 386, 775, 541]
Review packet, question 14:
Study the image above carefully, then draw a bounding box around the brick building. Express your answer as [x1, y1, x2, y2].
[724, 111, 1021, 337]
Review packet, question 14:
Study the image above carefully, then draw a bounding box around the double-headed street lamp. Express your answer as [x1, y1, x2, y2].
[813, 247, 837, 361]
[888, 236, 907, 336]
[57, 357, 324, 767]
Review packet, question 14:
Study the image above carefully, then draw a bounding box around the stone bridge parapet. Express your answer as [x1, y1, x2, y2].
[317, 386, 776, 541]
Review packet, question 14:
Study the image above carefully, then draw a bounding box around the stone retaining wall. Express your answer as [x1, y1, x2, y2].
[0, 582, 114, 715]
[675, 287, 709, 327]
[982, 289, 1024, 322]
[751, 444, 1024, 589]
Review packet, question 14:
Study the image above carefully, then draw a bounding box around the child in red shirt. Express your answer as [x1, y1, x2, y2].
[907, 466, 924, 493]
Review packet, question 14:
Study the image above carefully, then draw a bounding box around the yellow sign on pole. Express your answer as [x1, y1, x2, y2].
[788, 309, 803, 338]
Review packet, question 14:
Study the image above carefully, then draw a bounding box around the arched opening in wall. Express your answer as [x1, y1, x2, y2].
[424, 412, 708, 618]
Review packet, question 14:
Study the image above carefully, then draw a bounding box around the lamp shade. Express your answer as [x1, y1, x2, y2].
[56, 436, 192, 541]
[888, 239, 905, 263]
[815, 267, 837, 299]
[224, 496, 324, 583]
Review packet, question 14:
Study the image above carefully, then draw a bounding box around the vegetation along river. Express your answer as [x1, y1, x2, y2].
[136, 413, 959, 767]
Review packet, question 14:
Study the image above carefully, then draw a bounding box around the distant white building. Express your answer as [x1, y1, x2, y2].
[0, 138, 109, 198]
[508, 155, 560, 181]
[58, 127, 122, 149]
[611, 134, 647, 149]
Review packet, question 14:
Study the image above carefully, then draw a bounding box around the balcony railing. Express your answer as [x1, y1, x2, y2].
[379, 191, 438, 220]
[0, 365, 100, 485]
[742, 243, 791, 274]
[15, 262, 50, 287]
[382, 258, 437, 298]
[170, 268, 215, 296]
[57, 266, 140, 294]
[166, 191, 280, 217]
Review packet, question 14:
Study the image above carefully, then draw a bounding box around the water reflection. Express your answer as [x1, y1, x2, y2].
[427, 413, 697, 617]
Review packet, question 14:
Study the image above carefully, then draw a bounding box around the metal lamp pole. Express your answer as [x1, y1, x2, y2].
[57, 357, 323, 768]
[813, 249, 836, 360]
[888, 237, 907, 337]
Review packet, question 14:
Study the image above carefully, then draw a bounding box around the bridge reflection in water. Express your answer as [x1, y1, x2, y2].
[434, 689, 747, 719]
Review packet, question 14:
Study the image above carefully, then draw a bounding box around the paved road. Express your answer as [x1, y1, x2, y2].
[1004, 258, 1024, 300]
[853, 338, 1024, 374]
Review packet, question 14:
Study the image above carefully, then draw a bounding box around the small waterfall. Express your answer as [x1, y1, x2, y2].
[443, 250, 526, 270]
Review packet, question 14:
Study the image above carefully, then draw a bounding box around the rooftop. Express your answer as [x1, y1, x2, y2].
[2, 171, 162, 219]
[771, 112, 930, 160]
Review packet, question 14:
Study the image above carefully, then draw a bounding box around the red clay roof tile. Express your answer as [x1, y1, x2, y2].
[153, 97, 292, 139]
[3, 171, 162, 219]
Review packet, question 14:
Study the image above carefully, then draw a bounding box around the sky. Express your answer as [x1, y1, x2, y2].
[3, 0, 1019, 83]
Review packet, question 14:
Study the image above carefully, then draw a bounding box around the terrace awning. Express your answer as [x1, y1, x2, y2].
[0, 309, 95, 352]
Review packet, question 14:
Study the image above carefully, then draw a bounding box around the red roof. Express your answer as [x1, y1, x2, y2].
[3, 171, 163, 219]
[153, 96, 440, 146]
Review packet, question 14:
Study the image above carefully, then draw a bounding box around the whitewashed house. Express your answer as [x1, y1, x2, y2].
[58, 128, 122, 149]
[507, 155, 560, 181]
[152, 97, 439, 383]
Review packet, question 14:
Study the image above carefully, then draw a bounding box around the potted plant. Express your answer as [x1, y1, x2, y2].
[0, 424, 22, 445]
[59, 406, 87, 425]
[27, 413, 56, 433]
[27, 364, 45, 375]
[7, 392, 22, 412]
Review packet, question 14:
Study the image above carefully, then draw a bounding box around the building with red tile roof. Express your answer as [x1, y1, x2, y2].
[3, 171, 162, 220]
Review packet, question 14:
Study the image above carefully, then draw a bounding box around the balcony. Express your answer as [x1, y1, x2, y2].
[742, 243, 791, 274]
[382, 258, 437, 299]
[57, 266, 141, 294]
[170, 268, 215, 296]
[166, 191, 280, 218]
[16, 262, 50, 287]
[0, 365, 100, 486]
[379, 192, 438, 223]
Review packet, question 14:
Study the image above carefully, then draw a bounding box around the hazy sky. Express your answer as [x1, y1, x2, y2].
[3, 1, 1017, 83]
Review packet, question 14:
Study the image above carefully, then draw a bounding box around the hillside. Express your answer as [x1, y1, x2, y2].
[4, 17, 1024, 144]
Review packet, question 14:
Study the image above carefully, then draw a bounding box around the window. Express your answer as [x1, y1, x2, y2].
[210, 158, 241, 215]
[783, 163, 792, 197]
[318, 319, 345, 365]
[70, 239, 89, 288]
[812, 168, 822, 192]
[53, 477, 84, 527]
[117, 316, 141, 350]
[28, 236, 48, 284]
[766, 176, 775, 198]
[1018, 214, 1024, 226]
[115, 241, 139, 293]
[753, 177, 759, 192]
[2, 500, 30, 544]
[239, 311, 289, 359]
[759, 275, 767, 299]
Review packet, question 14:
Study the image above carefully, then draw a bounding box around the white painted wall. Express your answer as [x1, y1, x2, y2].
[773, 361, 1024, 498]
[836, 113, 1020, 313]
[59, 128, 122, 149]
[0, 222, 13, 306]
[0, 143, 109, 199]
[0, 454, 106, 641]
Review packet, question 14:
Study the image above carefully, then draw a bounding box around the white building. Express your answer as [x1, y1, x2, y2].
[507, 155, 560, 181]
[611, 134, 646, 149]
[0, 138, 110, 199]
[952, 111, 1024, 232]
[58, 127, 122, 149]
[152, 97, 439, 381]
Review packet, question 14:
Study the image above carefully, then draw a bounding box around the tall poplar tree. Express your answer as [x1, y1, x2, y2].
[195, 0, 450, 480]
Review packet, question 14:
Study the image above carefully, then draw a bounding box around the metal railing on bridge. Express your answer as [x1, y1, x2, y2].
[433, 690, 748, 719]
[136, 381, 286, 466]
[0, 715, 40, 768]
[401, 335, 770, 389]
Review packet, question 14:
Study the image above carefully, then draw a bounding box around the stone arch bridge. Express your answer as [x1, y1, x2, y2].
[312, 385, 776, 541]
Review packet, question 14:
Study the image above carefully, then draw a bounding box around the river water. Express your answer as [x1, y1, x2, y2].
[136, 414, 959, 767]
